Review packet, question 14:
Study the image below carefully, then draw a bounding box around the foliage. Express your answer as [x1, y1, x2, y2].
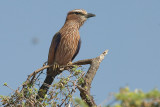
[106, 87, 160, 107]
[0, 66, 86, 107]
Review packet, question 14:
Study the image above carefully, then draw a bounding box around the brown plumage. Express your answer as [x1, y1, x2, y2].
[37, 9, 95, 98]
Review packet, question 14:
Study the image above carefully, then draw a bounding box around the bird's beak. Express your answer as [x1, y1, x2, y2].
[86, 13, 96, 18]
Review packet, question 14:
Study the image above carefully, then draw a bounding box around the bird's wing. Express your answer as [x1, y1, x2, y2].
[72, 38, 81, 61]
[48, 32, 61, 65]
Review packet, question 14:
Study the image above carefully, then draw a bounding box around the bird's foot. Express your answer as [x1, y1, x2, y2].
[53, 63, 60, 71]
[67, 61, 72, 66]
[66, 61, 74, 69]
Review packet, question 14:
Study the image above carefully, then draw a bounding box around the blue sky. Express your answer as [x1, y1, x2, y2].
[0, 0, 160, 105]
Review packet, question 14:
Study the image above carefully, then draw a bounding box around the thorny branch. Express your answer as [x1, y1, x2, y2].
[7, 49, 108, 107]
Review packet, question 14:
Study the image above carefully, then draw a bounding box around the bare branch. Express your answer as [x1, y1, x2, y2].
[77, 50, 108, 107]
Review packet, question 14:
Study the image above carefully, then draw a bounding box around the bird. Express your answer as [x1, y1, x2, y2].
[37, 9, 95, 99]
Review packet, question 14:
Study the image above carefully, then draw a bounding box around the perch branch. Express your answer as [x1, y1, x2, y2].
[23, 56, 103, 87]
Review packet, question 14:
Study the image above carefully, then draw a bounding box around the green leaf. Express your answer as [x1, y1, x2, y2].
[3, 83, 7, 86]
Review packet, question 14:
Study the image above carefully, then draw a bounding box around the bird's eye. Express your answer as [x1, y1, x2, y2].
[74, 12, 80, 15]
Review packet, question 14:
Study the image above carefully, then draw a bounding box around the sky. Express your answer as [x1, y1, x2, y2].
[0, 0, 160, 105]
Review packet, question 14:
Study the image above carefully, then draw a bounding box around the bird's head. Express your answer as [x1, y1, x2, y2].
[66, 9, 95, 26]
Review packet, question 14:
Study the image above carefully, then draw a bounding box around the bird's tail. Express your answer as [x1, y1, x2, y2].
[36, 75, 54, 99]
